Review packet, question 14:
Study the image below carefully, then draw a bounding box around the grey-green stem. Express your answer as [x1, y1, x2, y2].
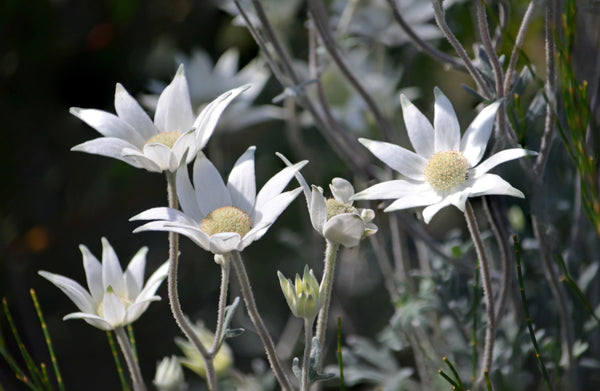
[315, 241, 340, 359]
[301, 318, 313, 391]
[464, 201, 495, 383]
[165, 172, 218, 390]
[114, 327, 146, 391]
[210, 254, 231, 355]
[230, 251, 293, 391]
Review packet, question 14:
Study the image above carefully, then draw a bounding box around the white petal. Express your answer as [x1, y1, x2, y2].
[171, 128, 197, 166]
[358, 138, 426, 180]
[446, 189, 470, 212]
[433, 87, 460, 152]
[352, 180, 428, 200]
[227, 146, 256, 213]
[102, 292, 127, 327]
[63, 312, 113, 330]
[468, 173, 525, 199]
[70, 107, 145, 147]
[125, 297, 160, 324]
[154, 65, 195, 133]
[471, 148, 536, 178]
[276, 152, 311, 207]
[101, 238, 125, 296]
[136, 221, 210, 251]
[72, 138, 146, 169]
[383, 190, 442, 212]
[80, 244, 103, 303]
[330, 178, 354, 203]
[460, 101, 501, 166]
[422, 200, 452, 224]
[193, 85, 250, 149]
[142, 143, 179, 172]
[214, 48, 239, 77]
[192, 153, 231, 216]
[207, 233, 243, 254]
[309, 186, 327, 235]
[175, 164, 204, 221]
[136, 261, 169, 302]
[253, 188, 302, 229]
[123, 247, 148, 299]
[400, 94, 435, 158]
[38, 271, 95, 314]
[323, 214, 365, 248]
[131, 207, 199, 226]
[120, 147, 163, 172]
[114, 83, 158, 141]
[254, 160, 307, 212]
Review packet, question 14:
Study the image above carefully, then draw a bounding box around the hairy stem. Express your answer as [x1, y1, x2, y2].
[114, 327, 146, 391]
[301, 318, 313, 391]
[230, 251, 293, 390]
[315, 241, 340, 357]
[210, 254, 231, 355]
[165, 172, 218, 390]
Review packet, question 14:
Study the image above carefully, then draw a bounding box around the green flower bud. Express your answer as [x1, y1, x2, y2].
[278, 266, 323, 320]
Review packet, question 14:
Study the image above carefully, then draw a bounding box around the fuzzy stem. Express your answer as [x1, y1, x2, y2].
[315, 241, 340, 356]
[165, 172, 218, 390]
[114, 327, 146, 391]
[464, 201, 495, 383]
[210, 254, 231, 355]
[301, 318, 313, 391]
[230, 251, 293, 390]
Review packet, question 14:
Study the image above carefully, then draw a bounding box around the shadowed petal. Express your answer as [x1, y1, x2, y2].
[470, 148, 536, 177]
[383, 190, 442, 212]
[70, 107, 145, 147]
[433, 87, 460, 152]
[422, 200, 452, 224]
[137, 221, 210, 251]
[72, 138, 145, 168]
[143, 143, 179, 172]
[38, 271, 95, 314]
[125, 297, 161, 324]
[154, 65, 195, 133]
[120, 147, 163, 172]
[101, 238, 125, 296]
[207, 233, 243, 254]
[175, 164, 204, 221]
[131, 207, 198, 226]
[323, 214, 365, 248]
[253, 188, 302, 229]
[123, 247, 148, 299]
[136, 261, 169, 302]
[352, 180, 428, 201]
[192, 153, 231, 215]
[358, 138, 426, 180]
[400, 94, 435, 158]
[460, 101, 501, 166]
[254, 160, 307, 212]
[330, 178, 354, 203]
[102, 292, 126, 328]
[80, 244, 103, 303]
[171, 128, 197, 166]
[114, 83, 158, 141]
[467, 173, 525, 199]
[227, 146, 256, 213]
[309, 186, 327, 234]
[63, 312, 113, 331]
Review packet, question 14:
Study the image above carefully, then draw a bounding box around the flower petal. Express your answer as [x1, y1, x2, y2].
[123, 246, 148, 299]
[125, 297, 161, 325]
[433, 87, 460, 152]
[63, 312, 113, 330]
[249, 188, 302, 242]
[102, 292, 127, 328]
[120, 147, 163, 172]
[192, 153, 231, 216]
[400, 94, 435, 158]
[193, 85, 250, 149]
[171, 128, 197, 166]
[72, 138, 146, 169]
[154, 65, 195, 133]
[101, 238, 125, 296]
[38, 271, 95, 314]
[142, 143, 179, 172]
[309, 186, 327, 235]
[352, 180, 428, 200]
[460, 101, 501, 166]
[131, 207, 199, 226]
[175, 164, 204, 221]
[70, 107, 145, 147]
[136, 221, 210, 251]
[383, 190, 442, 212]
[208, 233, 243, 254]
[136, 261, 169, 302]
[358, 138, 426, 180]
[80, 244, 103, 303]
[467, 173, 525, 199]
[276, 152, 311, 206]
[323, 214, 365, 248]
[114, 83, 158, 141]
[330, 178, 354, 203]
[227, 146, 256, 213]
[470, 148, 536, 178]
[254, 160, 307, 213]
[422, 199, 452, 224]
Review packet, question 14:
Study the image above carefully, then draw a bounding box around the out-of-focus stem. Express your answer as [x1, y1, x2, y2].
[315, 241, 340, 354]
[115, 327, 146, 391]
[210, 254, 231, 355]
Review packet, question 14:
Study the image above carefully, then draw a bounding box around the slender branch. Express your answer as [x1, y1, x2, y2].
[210, 254, 231, 356]
[308, 0, 395, 141]
[164, 172, 218, 390]
[464, 201, 495, 383]
[430, 0, 493, 98]
[230, 251, 293, 391]
[385, 0, 466, 71]
[114, 327, 146, 391]
[368, 228, 399, 302]
[388, 213, 415, 293]
[315, 241, 340, 354]
[301, 318, 313, 391]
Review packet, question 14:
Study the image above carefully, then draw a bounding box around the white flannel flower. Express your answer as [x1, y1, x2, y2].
[71, 64, 248, 173]
[153, 356, 186, 391]
[131, 147, 307, 254]
[352, 87, 536, 223]
[38, 238, 168, 331]
[278, 154, 377, 248]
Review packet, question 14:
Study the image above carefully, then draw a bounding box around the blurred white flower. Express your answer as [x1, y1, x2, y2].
[176, 323, 233, 378]
[153, 356, 186, 391]
[352, 88, 536, 223]
[143, 48, 283, 132]
[39, 238, 168, 331]
[131, 148, 306, 254]
[71, 64, 247, 172]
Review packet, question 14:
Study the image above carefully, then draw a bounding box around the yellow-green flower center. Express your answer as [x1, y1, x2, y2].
[325, 198, 357, 220]
[145, 131, 183, 148]
[201, 206, 252, 237]
[424, 150, 469, 192]
[96, 286, 133, 318]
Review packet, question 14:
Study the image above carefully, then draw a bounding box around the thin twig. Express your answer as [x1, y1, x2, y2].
[385, 0, 466, 71]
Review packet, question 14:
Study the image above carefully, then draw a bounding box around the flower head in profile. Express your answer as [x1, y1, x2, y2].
[71, 64, 248, 172]
[278, 154, 377, 248]
[278, 265, 324, 320]
[131, 147, 306, 254]
[352, 88, 536, 223]
[39, 238, 168, 331]
[153, 356, 186, 391]
[175, 323, 233, 378]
